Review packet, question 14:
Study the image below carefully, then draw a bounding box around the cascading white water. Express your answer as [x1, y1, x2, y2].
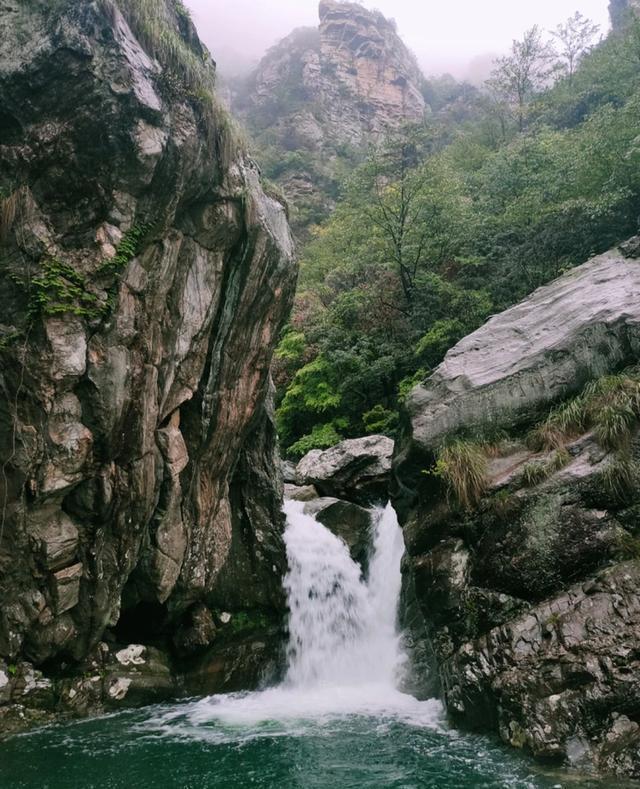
[283, 499, 406, 691]
[175, 496, 442, 728]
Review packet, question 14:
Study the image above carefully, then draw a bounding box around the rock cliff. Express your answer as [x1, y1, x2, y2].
[234, 0, 426, 235]
[395, 246, 640, 779]
[0, 0, 296, 724]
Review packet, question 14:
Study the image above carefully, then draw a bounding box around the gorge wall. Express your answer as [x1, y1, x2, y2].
[395, 247, 640, 780]
[234, 0, 426, 236]
[0, 0, 296, 726]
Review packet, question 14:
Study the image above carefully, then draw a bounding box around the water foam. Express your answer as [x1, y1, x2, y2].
[153, 498, 443, 734]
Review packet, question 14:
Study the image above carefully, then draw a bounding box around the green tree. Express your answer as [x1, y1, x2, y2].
[488, 26, 556, 131]
[551, 12, 600, 86]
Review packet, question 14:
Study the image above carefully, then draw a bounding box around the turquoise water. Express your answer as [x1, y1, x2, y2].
[1, 505, 629, 789]
[0, 698, 623, 789]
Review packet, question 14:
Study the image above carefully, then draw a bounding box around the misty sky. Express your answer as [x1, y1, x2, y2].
[185, 0, 612, 79]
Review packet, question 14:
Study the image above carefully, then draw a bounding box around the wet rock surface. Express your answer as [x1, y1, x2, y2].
[296, 435, 393, 505]
[0, 0, 295, 730]
[0, 620, 284, 736]
[303, 497, 373, 568]
[395, 247, 640, 779]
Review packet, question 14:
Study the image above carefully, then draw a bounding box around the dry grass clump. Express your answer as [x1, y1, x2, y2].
[433, 440, 489, 510]
[598, 452, 640, 504]
[521, 447, 571, 487]
[529, 370, 640, 453]
[0, 189, 19, 242]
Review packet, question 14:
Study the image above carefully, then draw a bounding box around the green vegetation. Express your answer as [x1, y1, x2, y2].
[6, 224, 150, 327]
[274, 15, 640, 457]
[224, 611, 271, 634]
[288, 422, 344, 460]
[30, 258, 104, 319]
[98, 224, 150, 277]
[530, 371, 640, 452]
[431, 440, 489, 510]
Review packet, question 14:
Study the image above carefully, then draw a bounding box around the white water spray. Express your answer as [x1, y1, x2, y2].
[170, 497, 442, 729]
[283, 499, 406, 691]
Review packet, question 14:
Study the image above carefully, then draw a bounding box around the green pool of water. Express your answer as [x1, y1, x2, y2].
[0, 696, 627, 789]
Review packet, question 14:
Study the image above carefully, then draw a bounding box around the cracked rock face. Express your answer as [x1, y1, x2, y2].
[395, 247, 640, 779]
[235, 0, 426, 235]
[443, 562, 640, 775]
[0, 0, 296, 671]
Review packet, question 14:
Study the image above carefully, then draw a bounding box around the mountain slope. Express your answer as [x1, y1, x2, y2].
[234, 0, 427, 236]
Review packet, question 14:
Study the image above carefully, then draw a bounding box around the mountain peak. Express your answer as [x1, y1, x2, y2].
[236, 0, 426, 236]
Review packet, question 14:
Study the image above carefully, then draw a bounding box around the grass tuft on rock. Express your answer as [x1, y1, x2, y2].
[521, 448, 571, 487]
[598, 452, 640, 505]
[104, 0, 246, 167]
[529, 370, 640, 453]
[432, 440, 488, 510]
[112, 0, 212, 92]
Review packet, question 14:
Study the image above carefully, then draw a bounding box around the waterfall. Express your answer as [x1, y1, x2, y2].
[178, 497, 441, 728]
[283, 499, 406, 691]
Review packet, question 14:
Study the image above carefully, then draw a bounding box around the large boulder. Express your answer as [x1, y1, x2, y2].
[397, 252, 640, 479]
[296, 435, 394, 504]
[395, 245, 640, 779]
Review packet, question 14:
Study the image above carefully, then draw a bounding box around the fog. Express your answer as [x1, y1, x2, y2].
[185, 0, 612, 80]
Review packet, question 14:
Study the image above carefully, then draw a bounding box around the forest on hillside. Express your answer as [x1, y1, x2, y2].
[267, 14, 640, 457]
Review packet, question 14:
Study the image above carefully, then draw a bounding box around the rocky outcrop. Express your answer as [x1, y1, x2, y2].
[234, 1, 426, 235]
[317, 0, 425, 133]
[395, 247, 640, 779]
[303, 496, 373, 567]
[0, 0, 295, 721]
[396, 252, 640, 497]
[0, 605, 284, 734]
[444, 561, 640, 775]
[296, 435, 394, 504]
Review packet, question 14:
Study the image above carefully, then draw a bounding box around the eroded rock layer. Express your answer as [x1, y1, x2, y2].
[0, 0, 296, 701]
